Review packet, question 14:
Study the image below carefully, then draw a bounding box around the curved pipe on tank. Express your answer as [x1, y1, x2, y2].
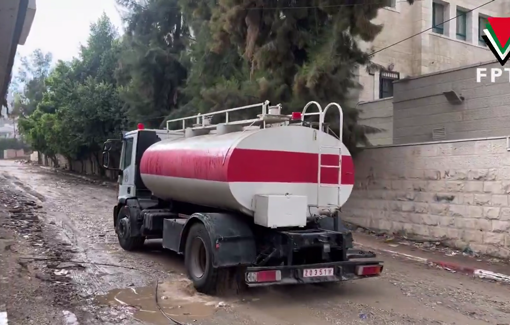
[323, 102, 344, 145]
[301, 101, 323, 125]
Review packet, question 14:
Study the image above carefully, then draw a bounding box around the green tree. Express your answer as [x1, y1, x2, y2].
[9, 49, 53, 117]
[178, 0, 413, 152]
[18, 15, 126, 173]
[17, 110, 60, 165]
[116, 0, 189, 128]
[78, 13, 120, 84]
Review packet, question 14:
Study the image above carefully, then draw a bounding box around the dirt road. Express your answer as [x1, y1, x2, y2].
[1, 160, 510, 325]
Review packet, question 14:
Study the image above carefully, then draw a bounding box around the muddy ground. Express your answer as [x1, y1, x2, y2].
[1, 159, 510, 325]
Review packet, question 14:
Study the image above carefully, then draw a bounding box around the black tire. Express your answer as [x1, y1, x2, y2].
[184, 223, 219, 294]
[116, 207, 145, 251]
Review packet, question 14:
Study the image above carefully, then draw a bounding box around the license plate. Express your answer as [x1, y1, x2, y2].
[303, 268, 334, 278]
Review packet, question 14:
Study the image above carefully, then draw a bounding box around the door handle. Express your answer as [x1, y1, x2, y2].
[127, 187, 131, 194]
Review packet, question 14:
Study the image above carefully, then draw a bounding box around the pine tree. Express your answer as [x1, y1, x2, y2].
[178, 0, 413, 153]
[116, 0, 189, 128]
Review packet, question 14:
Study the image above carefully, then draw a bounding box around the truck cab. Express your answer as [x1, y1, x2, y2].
[108, 128, 178, 201]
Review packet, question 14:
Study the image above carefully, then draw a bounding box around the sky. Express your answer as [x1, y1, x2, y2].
[3, 0, 123, 117]
[16, 0, 124, 65]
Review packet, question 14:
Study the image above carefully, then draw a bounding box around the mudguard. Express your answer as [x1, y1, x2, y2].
[114, 199, 143, 237]
[179, 213, 257, 268]
[113, 197, 129, 228]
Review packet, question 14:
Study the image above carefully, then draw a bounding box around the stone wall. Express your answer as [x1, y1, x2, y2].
[342, 137, 510, 258]
[29, 151, 38, 163]
[3, 149, 27, 159]
[38, 153, 117, 180]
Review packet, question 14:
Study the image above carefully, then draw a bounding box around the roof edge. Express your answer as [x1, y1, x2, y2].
[1, 0, 30, 109]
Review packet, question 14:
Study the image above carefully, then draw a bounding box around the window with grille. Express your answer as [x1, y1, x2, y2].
[379, 71, 400, 99]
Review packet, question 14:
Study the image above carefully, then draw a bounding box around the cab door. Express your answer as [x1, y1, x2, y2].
[118, 134, 137, 199]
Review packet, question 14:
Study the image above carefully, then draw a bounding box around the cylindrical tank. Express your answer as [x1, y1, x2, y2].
[140, 126, 354, 216]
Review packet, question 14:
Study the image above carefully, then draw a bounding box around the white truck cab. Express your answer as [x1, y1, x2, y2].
[109, 127, 181, 201]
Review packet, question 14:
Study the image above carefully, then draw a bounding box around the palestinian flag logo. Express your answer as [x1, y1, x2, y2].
[482, 17, 510, 66]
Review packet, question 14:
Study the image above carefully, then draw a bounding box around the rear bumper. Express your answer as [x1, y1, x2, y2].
[245, 253, 383, 287]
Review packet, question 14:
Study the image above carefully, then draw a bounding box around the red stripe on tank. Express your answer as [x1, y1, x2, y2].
[141, 147, 230, 182]
[140, 148, 354, 185]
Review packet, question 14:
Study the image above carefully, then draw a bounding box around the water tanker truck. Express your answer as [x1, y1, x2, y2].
[102, 101, 383, 294]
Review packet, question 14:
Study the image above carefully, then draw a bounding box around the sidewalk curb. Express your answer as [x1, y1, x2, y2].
[356, 243, 510, 284]
[38, 165, 116, 187]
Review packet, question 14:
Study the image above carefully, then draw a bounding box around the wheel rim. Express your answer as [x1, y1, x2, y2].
[190, 237, 207, 279]
[118, 217, 129, 238]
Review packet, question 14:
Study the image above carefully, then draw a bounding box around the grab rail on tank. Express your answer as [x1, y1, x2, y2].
[165, 101, 272, 131]
[300, 101, 324, 129]
[323, 102, 344, 147]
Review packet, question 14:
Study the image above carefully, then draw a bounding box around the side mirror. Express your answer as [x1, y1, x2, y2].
[101, 139, 122, 171]
[101, 151, 122, 172]
[101, 150, 111, 169]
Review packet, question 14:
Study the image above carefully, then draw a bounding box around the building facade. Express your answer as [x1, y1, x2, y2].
[357, 0, 510, 102]
[0, 120, 16, 138]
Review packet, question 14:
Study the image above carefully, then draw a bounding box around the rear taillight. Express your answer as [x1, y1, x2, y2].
[246, 270, 282, 283]
[355, 265, 382, 276]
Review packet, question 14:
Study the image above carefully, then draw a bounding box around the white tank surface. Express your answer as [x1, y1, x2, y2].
[140, 125, 354, 216]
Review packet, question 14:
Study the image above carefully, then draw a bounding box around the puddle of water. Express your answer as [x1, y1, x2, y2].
[95, 280, 217, 325]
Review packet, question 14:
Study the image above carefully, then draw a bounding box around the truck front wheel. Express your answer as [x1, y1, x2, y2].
[116, 207, 145, 251]
[185, 223, 219, 294]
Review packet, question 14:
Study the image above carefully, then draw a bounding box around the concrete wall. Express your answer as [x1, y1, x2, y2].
[359, 98, 393, 146]
[38, 153, 117, 180]
[393, 61, 510, 144]
[343, 138, 510, 258]
[3, 149, 26, 159]
[358, 0, 510, 102]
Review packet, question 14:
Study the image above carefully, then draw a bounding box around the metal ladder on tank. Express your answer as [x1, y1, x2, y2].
[301, 101, 344, 208]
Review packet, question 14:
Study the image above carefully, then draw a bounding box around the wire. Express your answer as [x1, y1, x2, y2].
[155, 281, 185, 325]
[17, 256, 170, 274]
[235, 0, 421, 10]
[131, 0, 422, 12]
[127, 0, 497, 121]
[370, 0, 496, 56]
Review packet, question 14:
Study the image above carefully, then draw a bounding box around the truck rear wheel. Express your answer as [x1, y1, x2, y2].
[185, 223, 219, 294]
[116, 207, 145, 251]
